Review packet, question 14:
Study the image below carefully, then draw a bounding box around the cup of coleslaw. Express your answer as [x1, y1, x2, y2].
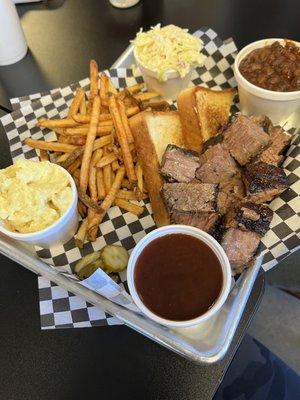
[132, 24, 205, 101]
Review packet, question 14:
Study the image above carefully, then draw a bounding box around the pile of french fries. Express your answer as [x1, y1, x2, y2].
[24, 60, 161, 247]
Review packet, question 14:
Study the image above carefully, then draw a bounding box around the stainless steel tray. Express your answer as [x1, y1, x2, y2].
[0, 45, 263, 364]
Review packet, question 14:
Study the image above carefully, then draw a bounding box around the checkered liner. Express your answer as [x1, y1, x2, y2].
[1, 28, 299, 330]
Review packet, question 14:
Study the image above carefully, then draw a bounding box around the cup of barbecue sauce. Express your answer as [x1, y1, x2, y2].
[127, 225, 232, 328]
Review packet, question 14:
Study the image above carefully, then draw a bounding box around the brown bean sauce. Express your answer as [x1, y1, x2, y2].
[239, 41, 300, 92]
[134, 233, 223, 321]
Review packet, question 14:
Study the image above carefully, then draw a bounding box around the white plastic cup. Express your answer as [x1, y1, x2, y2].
[234, 39, 300, 127]
[0, 0, 28, 66]
[0, 166, 78, 248]
[127, 225, 232, 328]
[133, 47, 194, 101]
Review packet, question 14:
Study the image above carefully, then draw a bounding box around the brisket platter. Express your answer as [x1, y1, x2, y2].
[160, 114, 290, 274]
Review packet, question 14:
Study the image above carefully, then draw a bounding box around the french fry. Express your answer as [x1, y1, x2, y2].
[25, 138, 77, 153]
[107, 76, 117, 95]
[103, 163, 112, 194]
[134, 92, 159, 101]
[116, 190, 137, 201]
[39, 149, 49, 162]
[127, 83, 145, 94]
[88, 166, 98, 201]
[114, 198, 144, 216]
[126, 106, 140, 117]
[73, 113, 112, 124]
[55, 153, 70, 164]
[95, 153, 117, 168]
[80, 95, 87, 115]
[59, 147, 83, 168]
[87, 166, 125, 236]
[78, 189, 102, 212]
[112, 160, 119, 171]
[73, 169, 81, 181]
[68, 88, 85, 117]
[67, 157, 81, 174]
[91, 148, 104, 166]
[75, 218, 88, 248]
[121, 178, 133, 189]
[99, 73, 109, 101]
[109, 96, 136, 183]
[79, 96, 101, 193]
[37, 118, 78, 129]
[77, 201, 87, 218]
[93, 135, 113, 151]
[67, 136, 86, 146]
[89, 60, 99, 102]
[117, 98, 134, 143]
[96, 168, 106, 200]
[65, 125, 112, 137]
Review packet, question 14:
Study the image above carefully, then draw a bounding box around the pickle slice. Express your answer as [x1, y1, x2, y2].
[101, 245, 129, 273]
[74, 251, 101, 274]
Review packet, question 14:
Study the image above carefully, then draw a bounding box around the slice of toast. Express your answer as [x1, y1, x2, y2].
[177, 86, 235, 152]
[130, 111, 184, 227]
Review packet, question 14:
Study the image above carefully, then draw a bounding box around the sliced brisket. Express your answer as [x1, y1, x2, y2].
[221, 228, 261, 273]
[243, 161, 288, 203]
[223, 115, 271, 165]
[196, 143, 240, 183]
[171, 211, 220, 235]
[161, 144, 199, 183]
[162, 182, 218, 213]
[224, 202, 273, 235]
[250, 115, 272, 133]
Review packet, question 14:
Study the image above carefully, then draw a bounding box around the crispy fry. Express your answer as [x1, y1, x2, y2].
[67, 136, 86, 146]
[91, 148, 104, 166]
[103, 163, 112, 194]
[55, 153, 70, 163]
[79, 96, 100, 193]
[117, 98, 134, 143]
[80, 95, 87, 115]
[109, 96, 136, 182]
[67, 157, 81, 174]
[114, 198, 144, 216]
[96, 168, 106, 200]
[95, 153, 117, 168]
[78, 188, 102, 212]
[60, 147, 83, 168]
[89, 166, 98, 201]
[73, 113, 112, 124]
[116, 190, 137, 201]
[75, 218, 88, 248]
[87, 166, 125, 236]
[111, 160, 119, 171]
[68, 88, 85, 117]
[37, 118, 78, 129]
[99, 73, 109, 101]
[93, 135, 112, 151]
[89, 60, 99, 102]
[134, 92, 159, 101]
[73, 169, 81, 181]
[39, 149, 49, 162]
[107, 76, 117, 95]
[126, 106, 140, 117]
[77, 201, 87, 218]
[65, 126, 112, 136]
[25, 138, 78, 153]
[127, 83, 145, 94]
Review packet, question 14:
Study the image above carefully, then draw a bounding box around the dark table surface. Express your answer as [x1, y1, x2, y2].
[0, 1, 299, 399]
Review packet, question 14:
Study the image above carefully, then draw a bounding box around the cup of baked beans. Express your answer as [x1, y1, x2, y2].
[234, 38, 300, 127]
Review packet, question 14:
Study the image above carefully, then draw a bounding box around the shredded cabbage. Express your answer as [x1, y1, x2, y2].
[132, 24, 205, 81]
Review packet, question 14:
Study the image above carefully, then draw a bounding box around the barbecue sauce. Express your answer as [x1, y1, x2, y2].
[134, 234, 223, 321]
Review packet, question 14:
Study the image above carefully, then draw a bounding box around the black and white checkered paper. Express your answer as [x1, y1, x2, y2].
[2, 28, 299, 330]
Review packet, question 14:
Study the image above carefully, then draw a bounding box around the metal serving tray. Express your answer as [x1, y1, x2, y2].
[0, 45, 263, 364]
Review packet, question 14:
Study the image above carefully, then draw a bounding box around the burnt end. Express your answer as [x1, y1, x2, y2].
[161, 182, 218, 213]
[217, 175, 245, 215]
[196, 143, 240, 184]
[221, 228, 261, 273]
[243, 161, 288, 203]
[222, 115, 271, 165]
[171, 211, 220, 235]
[202, 133, 224, 152]
[224, 202, 273, 235]
[161, 144, 199, 183]
[256, 126, 292, 166]
[250, 115, 272, 133]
